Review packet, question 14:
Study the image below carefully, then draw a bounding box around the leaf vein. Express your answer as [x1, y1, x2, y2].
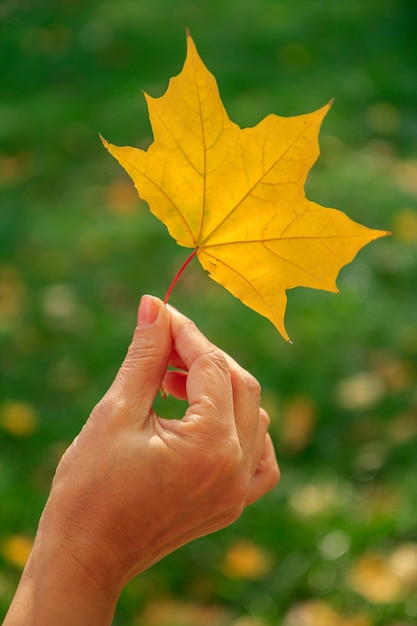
[202, 115, 320, 243]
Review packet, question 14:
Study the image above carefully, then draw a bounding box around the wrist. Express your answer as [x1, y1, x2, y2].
[4, 530, 120, 626]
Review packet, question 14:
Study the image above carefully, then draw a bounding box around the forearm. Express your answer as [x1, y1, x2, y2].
[3, 538, 119, 626]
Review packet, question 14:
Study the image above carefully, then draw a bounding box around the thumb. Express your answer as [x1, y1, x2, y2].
[111, 295, 172, 423]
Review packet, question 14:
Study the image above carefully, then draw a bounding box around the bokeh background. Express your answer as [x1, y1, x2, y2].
[1, 0, 416, 624]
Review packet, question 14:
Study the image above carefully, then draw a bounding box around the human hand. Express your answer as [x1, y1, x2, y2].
[4, 296, 279, 625]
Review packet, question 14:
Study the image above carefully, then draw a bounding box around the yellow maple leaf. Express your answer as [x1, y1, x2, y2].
[101, 32, 389, 340]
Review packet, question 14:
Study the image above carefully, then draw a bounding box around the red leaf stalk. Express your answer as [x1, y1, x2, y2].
[164, 248, 198, 304]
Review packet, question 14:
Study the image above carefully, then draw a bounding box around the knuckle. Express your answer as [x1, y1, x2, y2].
[192, 347, 232, 398]
[259, 407, 271, 428]
[175, 318, 198, 345]
[241, 371, 261, 400]
[223, 478, 250, 520]
[272, 462, 281, 486]
[263, 462, 280, 493]
[200, 346, 229, 376]
[220, 501, 246, 526]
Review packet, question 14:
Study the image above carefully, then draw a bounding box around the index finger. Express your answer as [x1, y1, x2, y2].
[167, 307, 262, 452]
[167, 306, 236, 432]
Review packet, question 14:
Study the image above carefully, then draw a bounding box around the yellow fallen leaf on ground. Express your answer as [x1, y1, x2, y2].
[139, 597, 229, 626]
[102, 32, 389, 340]
[347, 547, 417, 603]
[284, 598, 371, 626]
[0, 534, 33, 569]
[0, 400, 38, 437]
[221, 539, 273, 579]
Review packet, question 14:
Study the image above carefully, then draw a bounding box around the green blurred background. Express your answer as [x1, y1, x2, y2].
[1, 0, 416, 624]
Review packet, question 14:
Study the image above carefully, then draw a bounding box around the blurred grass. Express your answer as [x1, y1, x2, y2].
[1, 0, 417, 624]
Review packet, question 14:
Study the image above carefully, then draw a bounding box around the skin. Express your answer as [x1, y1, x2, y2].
[4, 295, 279, 625]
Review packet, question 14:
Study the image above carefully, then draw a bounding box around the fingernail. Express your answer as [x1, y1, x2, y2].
[137, 295, 160, 326]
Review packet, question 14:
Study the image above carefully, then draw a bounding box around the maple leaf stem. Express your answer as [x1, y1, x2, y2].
[164, 248, 198, 304]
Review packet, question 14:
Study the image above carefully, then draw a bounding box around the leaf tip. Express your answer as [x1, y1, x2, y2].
[273, 319, 293, 343]
[99, 133, 109, 149]
[281, 328, 293, 344]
